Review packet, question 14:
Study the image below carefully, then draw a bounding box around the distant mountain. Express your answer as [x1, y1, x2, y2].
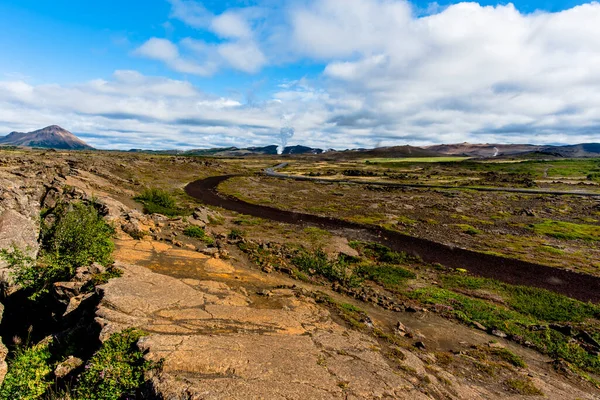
[0, 126, 94, 150]
[424, 143, 545, 157]
[425, 142, 600, 158]
[321, 145, 440, 160]
[539, 143, 600, 158]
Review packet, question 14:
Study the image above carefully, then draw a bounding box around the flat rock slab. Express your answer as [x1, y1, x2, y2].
[97, 263, 600, 400]
[96, 263, 429, 399]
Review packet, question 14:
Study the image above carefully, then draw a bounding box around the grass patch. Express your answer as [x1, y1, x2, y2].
[349, 242, 414, 265]
[454, 224, 482, 235]
[134, 188, 185, 217]
[505, 378, 543, 396]
[183, 226, 214, 244]
[303, 227, 332, 243]
[358, 264, 416, 291]
[531, 219, 600, 241]
[538, 245, 565, 255]
[441, 273, 600, 322]
[410, 281, 600, 374]
[488, 347, 527, 368]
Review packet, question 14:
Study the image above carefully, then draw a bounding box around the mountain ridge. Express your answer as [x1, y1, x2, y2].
[0, 125, 94, 150]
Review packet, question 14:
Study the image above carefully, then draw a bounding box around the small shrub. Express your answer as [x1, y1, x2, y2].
[183, 226, 214, 244]
[292, 250, 361, 287]
[42, 202, 115, 270]
[0, 341, 53, 399]
[349, 242, 412, 264]
[134, 188, 182, 216]
[75, 329, 159, 400]
[228, 228, 245, 240]
[4, 202, 115, 300]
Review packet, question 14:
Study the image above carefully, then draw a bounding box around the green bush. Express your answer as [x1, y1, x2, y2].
[42, 202, 114, 270]
[349, 242, 412, 264]
[1, 202, 115, 300]
[292, 250, 361, 287]
[183, 226, 214, 244]
[75, 329, 158, 400]
[0, 341, 53, 399]
[228, 228, 245, 240]
[134, 188, 182, 216]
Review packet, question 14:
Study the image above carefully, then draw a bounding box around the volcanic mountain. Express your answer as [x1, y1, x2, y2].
[0, 125, 94, 150]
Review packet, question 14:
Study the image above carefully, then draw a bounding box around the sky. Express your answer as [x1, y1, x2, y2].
[0, 0, 599, 150]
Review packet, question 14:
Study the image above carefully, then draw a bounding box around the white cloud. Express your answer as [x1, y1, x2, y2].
[167, 0, 213, 29]
[217, 41, 267, 73]
[134, 38, 218, 76]
[211, 12, 253, 39]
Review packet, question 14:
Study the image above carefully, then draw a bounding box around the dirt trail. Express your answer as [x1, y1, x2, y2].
[185, 175, 600, 303]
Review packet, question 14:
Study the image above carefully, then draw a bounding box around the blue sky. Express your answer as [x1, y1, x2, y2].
[0, 0, 599, 149]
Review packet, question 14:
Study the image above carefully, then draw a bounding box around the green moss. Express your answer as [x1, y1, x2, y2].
[538, 245, 565, 255]
[531, 219, 600, 241]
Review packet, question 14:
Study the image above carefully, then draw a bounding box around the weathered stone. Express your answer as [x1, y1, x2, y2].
[202, 247, 219, 256]
[472, 321, 487, 331]
[63, 292, 95, 318]
[491, 329, 508, 339]
[53, 281, 85, 303]
[54, 356, 84, 379]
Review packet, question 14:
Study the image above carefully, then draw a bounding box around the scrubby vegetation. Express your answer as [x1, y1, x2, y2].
[1, 202, 115, 300]
[183, 226, 214, 245]
[74, 329, 158, 400]
[134, 188, 184, 216]
[0, 341, 53, 399]
[0, 329, 158, 400]
[237, 237, 600, 377]
[291, 249, 361, 287]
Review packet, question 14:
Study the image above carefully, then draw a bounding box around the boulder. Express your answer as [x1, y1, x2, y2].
[54, 356, 83, 379]
[0, 210, 39, 283]
[53, 281, 85, 304]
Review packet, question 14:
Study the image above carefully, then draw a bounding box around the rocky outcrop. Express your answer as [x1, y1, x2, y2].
[95, 263, 433, 399]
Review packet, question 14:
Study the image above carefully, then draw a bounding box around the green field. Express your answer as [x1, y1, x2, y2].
[366, 157, 472, 163]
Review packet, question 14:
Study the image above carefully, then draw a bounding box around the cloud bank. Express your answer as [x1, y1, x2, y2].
[2, 0, 600, 149]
